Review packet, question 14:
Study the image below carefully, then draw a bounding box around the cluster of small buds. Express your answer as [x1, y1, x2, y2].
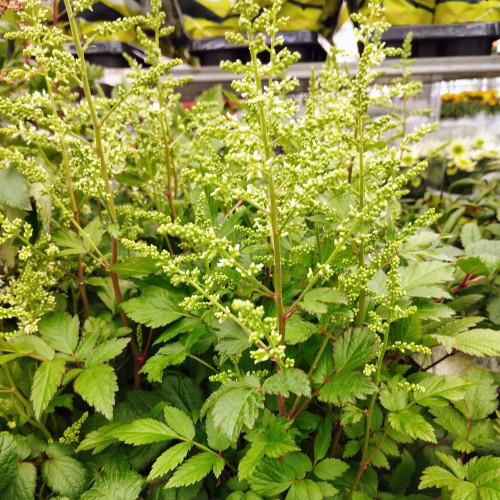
[245, 369, 269, 378]
[367, 311, 388, 335]
[232, 299, 277, 343]
[316, 263, 335, 281]
[395, 381, 426, 393]
[209, 370, 238, 384]
[6, 420, 16, 429]
[363, 363, 377, 376]
[388, 341, 432, 356]
[59, 412, 88, 444]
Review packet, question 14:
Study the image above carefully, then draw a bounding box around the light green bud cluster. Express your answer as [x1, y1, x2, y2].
[395, 381, 426, 393]
[388, 341, 432, 355]
[59, 412, 89, 444]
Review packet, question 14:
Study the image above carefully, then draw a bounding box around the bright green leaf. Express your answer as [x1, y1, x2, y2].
[302, 288, 347, 315]
[248, 459, 295, 496]
[285, 315, 316, 345]
[166, 452, 219, 488]
[31, 358, 66, 419]
[334, 328, 379, 372]
[285, 480, 322, 500]
[314, 458, 349, 481]
[80, 470, 143, 500]
[148, 442, 193, 480]
[0, 166, 31, 210]
[85, 338, 129, 367]
[214, 320, 250, 354]
[319, 371, 376, 405]
[121, 287, 184, 328]
[163, 406, 195, 440]
[39, 312, 79, 355]
[108, 256, 158, 276]
[262, 368, 311, 398]
[74, 364, 118, 420]
[109, 418, 178, 445]
[389, 409, 436, 443]
[1, 462, 36, 500]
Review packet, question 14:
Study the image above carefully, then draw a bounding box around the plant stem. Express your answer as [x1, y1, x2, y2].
[356, 113, 366, 328]
[347, 307, 393, 500]
[64, 0, 141, 387]
[187, 354, 219, 373]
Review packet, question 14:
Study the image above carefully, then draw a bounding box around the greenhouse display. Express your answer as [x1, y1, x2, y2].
[0, 0, 499, 499]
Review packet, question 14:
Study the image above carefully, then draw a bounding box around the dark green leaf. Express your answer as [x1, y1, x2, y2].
[140, 343, 186, 383]
[41, 456, 88, 499]
[248, 459, 295, 496]
[206, 410, 231, 452]
[285, 315, 316, 345]
[108, 257, 158, 276]
[155, 318, 202, 346]
[457, 257, 490, 276]
[1, 462, 36, 500]
[80, 470, 143, 500]
[0, 434, 19, 491]
[313, 412, 334, 463]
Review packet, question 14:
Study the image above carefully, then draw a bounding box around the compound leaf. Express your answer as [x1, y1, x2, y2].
[148, 442, 193, 480]
[42, 456, 88, 499]
[31, 358, 66, 419]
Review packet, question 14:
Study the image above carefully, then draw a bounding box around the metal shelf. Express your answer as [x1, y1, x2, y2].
[99, 55, 500, 100]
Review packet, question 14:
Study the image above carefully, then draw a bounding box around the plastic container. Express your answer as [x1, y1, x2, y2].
[381, 22, 500, 57]
[68, 41, 148, 68]
[191, 31, 327, 66]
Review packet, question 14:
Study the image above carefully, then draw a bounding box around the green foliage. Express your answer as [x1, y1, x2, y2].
[0, 0, 498, 498]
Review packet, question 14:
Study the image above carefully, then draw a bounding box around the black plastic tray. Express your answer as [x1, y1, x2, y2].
[68, 41, 148, 67]
[191, 31, 327, 65]
[382, 22, 500, 57]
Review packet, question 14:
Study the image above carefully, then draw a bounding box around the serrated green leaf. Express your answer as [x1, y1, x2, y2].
[428, 317, 483, 339]
[430, 406, 468, 438]
[39, 313, 79, 355]
[457, 257, 490, 276]
[85, 338, 129, 367]
[11, 335, 55, 361]
[454, 369, 498, 420]
[239, 412, 299, 479]
[163, 406, 195, 440]
[285, 480, 322, 500]
[453, 329, 500, 357]
[31, 358, 66, 419]
[414, 300, 456, 320]
[74, 364, 117, 419]
[301, 288, 347, 315]
[389, 409, 436, 442]
[248, 459, 295, 496]
[156, 317, 203, 346]
[409, 373, 472, 407]
[1, 462, 36, 500]
[486, 296, 500, 325]
[213, 387, 264, 441]
[418, 465, 462, 490]
[121, 287, 184, 328]
[400, 262, 454, 298]
[77, 424, 119, 454]
[214, 320, 250, 354]
[466, 240, 500, 274]
[42, 456, 88, 499]
[314, 458, 349, 481]
[52, 229, 88, 255]
[83, 219, 104, 250]
[334, 328, 379, 372]
[436, 451, 466, 479]
[108, 256, 158, 276]
[206, 410, 231, 452]
[461, 223, 481, 247]
[384, 451, 414, 496]
[262, 368, 311, 398]
[109, 418, 178, 445]
[0, 165, 31, 210]
[0, 434, 19, 491]
[166, 452, 219, 488]
[285, 315, 316, 345]
[319, 371, 376, 405]
[148, 442, 193, 480]
[140, 343, 186, 383]
[80, 470, 143, 500]
[314, 412, 334, 463]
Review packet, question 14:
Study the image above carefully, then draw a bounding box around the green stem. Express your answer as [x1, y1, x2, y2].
[356, 112, 366, 328]
[347, 308, 393, 500]
[186, 354, 218, 373]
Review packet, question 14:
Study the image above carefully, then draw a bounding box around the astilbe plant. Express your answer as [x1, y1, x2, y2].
[0, 0, 499, 498]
